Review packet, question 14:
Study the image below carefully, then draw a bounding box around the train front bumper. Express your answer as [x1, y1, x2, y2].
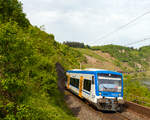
[97, 98, 124, 111]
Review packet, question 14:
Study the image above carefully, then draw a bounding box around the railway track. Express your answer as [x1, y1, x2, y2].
[106, 112, 130, 120]
[56, 63, 150, 120]
[65, 89, 149, 120]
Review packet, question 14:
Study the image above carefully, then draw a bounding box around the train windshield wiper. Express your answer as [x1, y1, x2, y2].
[102, 84, 108, 90]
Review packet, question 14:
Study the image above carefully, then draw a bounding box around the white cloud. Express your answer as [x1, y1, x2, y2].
[20, 0, 150, 48]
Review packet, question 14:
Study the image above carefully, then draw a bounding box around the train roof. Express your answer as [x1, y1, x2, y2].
[67, 68, 122, 75]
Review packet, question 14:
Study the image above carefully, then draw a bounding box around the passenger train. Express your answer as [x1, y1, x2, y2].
[65, 68, 124, 112]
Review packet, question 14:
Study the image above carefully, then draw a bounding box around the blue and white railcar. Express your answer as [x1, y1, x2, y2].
[65, 68, 124, 111]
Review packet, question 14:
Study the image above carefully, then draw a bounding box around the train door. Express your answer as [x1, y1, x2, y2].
[81, 74, 95, 102]
[79, 76, 83, 97]
[90, 76, 95, 102]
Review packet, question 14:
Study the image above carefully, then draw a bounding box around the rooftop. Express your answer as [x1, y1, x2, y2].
[71, 68, 108, 71]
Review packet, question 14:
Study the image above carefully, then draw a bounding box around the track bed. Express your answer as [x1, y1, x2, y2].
[65, 90, 150, 120]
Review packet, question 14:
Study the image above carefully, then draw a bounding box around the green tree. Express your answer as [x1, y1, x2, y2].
[0, 0, 30, 27]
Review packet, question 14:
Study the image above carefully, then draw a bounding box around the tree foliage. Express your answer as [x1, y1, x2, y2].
[124, 74, 150, 107]
[63, 41, 90, 48]
[0, 0, 84, 119]
[0, 0, 30, 27]
[139, 45, 150, 59]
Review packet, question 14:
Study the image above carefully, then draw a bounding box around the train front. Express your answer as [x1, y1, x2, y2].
[96, 72, 124, 112]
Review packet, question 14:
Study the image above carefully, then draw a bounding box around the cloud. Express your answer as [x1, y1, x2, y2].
[20, 0, 150, 48]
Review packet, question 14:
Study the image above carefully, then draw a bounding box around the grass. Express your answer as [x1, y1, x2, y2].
[91, 45, 149, 71]
[76, 48, 107, 62]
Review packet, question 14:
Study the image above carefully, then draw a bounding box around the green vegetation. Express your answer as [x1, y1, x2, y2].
[76, 48, 132, 72]
[1, 1, 150, 119]
[139, 45, 150, 61]
[63, 41, 90, 48]
[90, 45, 150, 106]
[77, 45, 150, 107]
[112, 59, 127, 71]
[77, 48, 106, 62]
[124, 74, 150, 107]
[0, 0, 85, 119]
[0, 0, 30, 27]
[91, 45, 149, 71]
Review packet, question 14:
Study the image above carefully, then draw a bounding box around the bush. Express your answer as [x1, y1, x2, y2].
[0, 21, 81, 119]
[124, 74, 150, 107]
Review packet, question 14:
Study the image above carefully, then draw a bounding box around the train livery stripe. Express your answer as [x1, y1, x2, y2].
[95, 73, 99, 96]
[67, 75, 70, 89]
[82, 90, 90, 95]
[79, 76, 83, 97]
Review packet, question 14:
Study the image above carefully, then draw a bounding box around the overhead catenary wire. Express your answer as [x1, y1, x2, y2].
[93, 10, 150, 44]
[125, 37, 150, 46]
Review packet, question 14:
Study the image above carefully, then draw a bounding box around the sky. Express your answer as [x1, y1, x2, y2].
[20, 0, 150, 48]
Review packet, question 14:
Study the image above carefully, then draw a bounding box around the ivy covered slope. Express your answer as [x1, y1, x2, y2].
[0, 0, 85, 119]
[92, 45, 150, 71]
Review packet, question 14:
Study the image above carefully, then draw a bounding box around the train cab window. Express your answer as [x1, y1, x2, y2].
[70, 77, 79, 88]
[83, 79, 91, 92]
[98, 73, 121, 78]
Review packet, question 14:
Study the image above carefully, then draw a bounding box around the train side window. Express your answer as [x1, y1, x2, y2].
[92, 76, 94, 84]
[70, 77, 79, 88]
[70, 78, 74, 86]
[83, 79, 91, 92]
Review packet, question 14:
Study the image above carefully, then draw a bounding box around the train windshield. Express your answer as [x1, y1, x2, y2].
[98, 74, 122, 92]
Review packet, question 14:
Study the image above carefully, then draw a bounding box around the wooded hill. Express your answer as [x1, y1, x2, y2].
[0, 0, 84, 119]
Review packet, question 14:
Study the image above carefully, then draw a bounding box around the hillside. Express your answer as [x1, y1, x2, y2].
[1, 0, 150, 119]
[0, 0, 85, 119]
[139, 45, 150, 62]
[76, 46, 150, 107]
[76, 45, 150, 73]
[77, 48, 133, 72]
